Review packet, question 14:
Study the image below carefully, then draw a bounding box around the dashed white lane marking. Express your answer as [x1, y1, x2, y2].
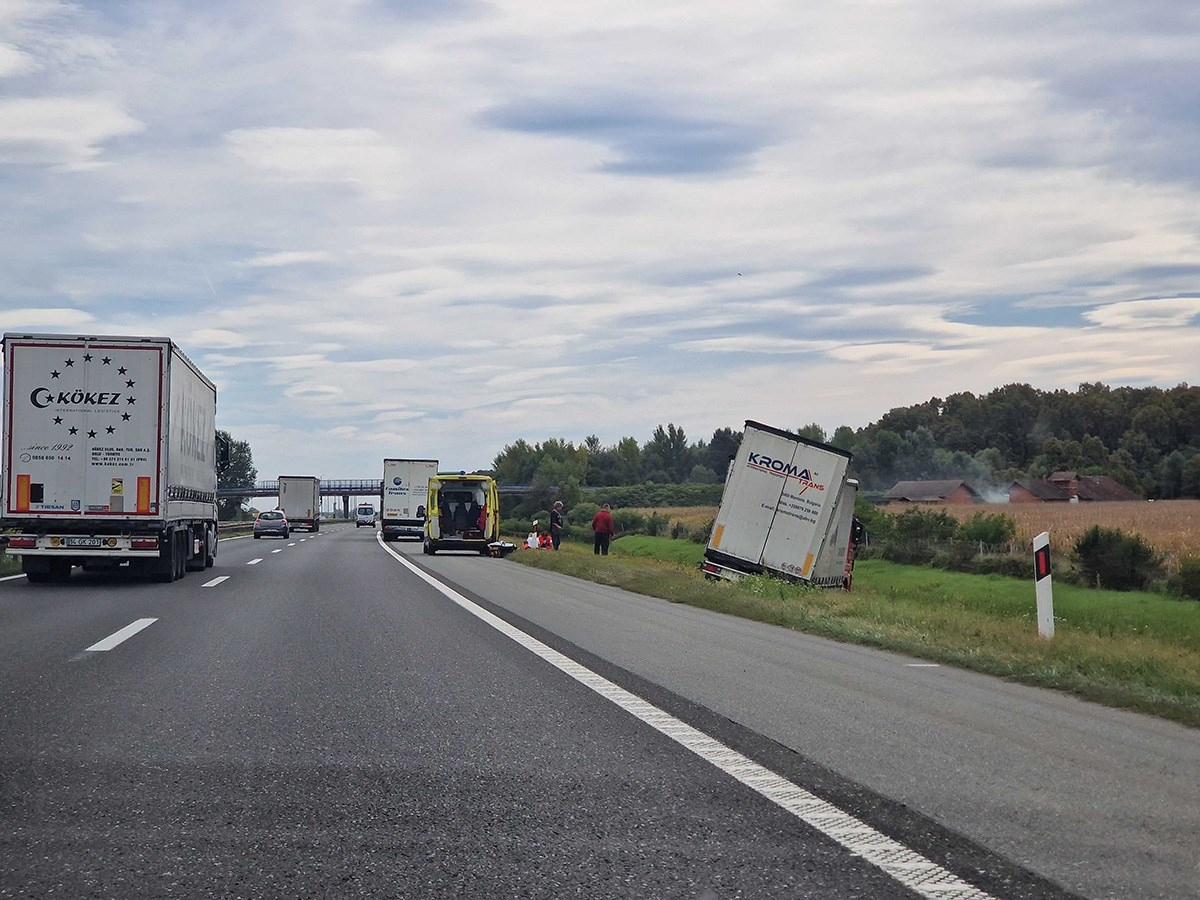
[202, 576, 230, 587]
[271, 548, 284, 554]
[378, 538, 995, 900]
[906, 664, 941, 668]
[287, 542, 297, 547]
[84, 618, 158, 652]
[247, 558, 263, 565]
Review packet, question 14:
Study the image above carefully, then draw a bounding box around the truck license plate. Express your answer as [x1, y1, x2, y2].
[64, 537, 102, 547]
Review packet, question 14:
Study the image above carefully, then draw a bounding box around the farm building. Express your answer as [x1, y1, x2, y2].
[883, 480, 982, 504]
[1009, 472, 1139, 503]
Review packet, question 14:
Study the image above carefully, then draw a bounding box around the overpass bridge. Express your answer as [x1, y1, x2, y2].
[218, 480, 540, 516]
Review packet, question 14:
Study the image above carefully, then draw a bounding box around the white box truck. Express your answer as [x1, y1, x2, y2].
[1, 333, 226, 583]
[380, 458, 438, 541]
[277, 475, 320, 532]
[700, 420, 860, 589]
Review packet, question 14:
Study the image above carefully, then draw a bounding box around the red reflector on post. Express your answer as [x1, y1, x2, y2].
[1034, 545, 1051, 581]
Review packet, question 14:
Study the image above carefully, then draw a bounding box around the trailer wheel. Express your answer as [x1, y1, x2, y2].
[48, 560, 72, 583]
[157, 531, 182, 583]
[24, 570, 51, 584]
[177, 532, 188, 580]
[423, 540, 436, 555]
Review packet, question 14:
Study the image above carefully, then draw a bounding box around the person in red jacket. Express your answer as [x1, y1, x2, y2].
[591, 503, 615, 556]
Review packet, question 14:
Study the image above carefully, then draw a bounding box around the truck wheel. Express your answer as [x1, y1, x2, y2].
[48, 560, 72, 583]
[254, 533, 261, 539]
[423, 540, 435, 555]
[25, 570, 51, 584]
[157, 536, 176, 582]
[177, 533, 188, 580]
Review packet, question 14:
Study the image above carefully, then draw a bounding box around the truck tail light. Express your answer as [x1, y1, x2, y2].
[8, 536, 36, 549]
[131, 537, 158, 550]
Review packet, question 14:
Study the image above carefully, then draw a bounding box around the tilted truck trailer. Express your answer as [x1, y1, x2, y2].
[1, 333, 228, 584]
[277, 475, 320, 532]
[380, 458, 438, 541]
[701, 420, 860, 589]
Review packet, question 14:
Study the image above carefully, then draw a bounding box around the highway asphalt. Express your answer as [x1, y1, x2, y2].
[0, 525, 1194, 898]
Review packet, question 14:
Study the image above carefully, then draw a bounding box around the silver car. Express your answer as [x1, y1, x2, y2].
[253, 510, 290, 539]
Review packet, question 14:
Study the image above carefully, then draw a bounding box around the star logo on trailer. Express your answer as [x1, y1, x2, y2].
[31, 350, 140, 441]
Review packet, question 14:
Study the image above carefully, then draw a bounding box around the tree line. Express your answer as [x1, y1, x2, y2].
[491, 382, 1200, 510]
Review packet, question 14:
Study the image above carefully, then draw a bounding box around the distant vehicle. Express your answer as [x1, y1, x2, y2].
[277, 475, 320, 532]
[381, 458, 438, 542]
[355, 503, 376, 527]
[1, 332, 227, 583]
[423, 473, 513, 556]
[700, 420, 860, 589]
[253, 510, 289, 539]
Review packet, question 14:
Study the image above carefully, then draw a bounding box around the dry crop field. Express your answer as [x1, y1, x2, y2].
[632, 506, 718, 529]
[929, 499, 1200, 566]
[641, 500, 1200, 568]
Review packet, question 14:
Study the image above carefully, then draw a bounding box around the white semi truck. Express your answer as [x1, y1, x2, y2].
[277, 475, 320, 532]
[700, 420, 861, 589]
[380, 458, 438, 542]
[1, 333, 227, 583]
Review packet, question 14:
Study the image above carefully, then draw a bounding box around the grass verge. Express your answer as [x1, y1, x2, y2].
[510, 537, 1200, 728]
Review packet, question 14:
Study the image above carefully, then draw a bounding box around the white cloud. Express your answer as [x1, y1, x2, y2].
[0, 307, 96, 330]
[1, 0, 1197, 479]
[242, 251, 337, 268]
[225, 127, 408, 191]
[0, 95, 142, 168]
[1084, 297, 1200, 329]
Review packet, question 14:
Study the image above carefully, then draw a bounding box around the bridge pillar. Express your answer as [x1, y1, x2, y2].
[342, 495, 350, 519]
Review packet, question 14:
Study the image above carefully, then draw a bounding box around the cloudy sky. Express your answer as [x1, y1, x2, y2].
[2, 0, 1198, 480]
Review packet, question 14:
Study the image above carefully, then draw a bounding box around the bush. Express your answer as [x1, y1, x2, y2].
[967, 554, 1032, 579]
[586, 482, 725, 508]
[1177, 557, 1200, 601]
[611, 509, 646, 535]
[932, 542, 980, 572]
[891, 507, 961, 542]
[1073, 526, 1163, 591]
[958, 512, 1017, 545]
[645, 511, 668, 537]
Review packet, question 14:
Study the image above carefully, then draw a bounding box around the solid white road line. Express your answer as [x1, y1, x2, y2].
[1, 573, 27, 582]
[202, 576, 230, 587]
[377, 537, 994, 900]
[85, 618, 158, 652]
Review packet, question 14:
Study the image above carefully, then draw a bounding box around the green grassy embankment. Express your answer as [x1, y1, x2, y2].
[509, 536, 1200, 728]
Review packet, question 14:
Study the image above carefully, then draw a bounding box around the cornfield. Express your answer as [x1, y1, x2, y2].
[929, 500, 1200, 568]
[644, 500, 1200, 571]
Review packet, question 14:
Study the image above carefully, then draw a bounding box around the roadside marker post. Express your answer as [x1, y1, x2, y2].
[1033, 531, 1054, 640]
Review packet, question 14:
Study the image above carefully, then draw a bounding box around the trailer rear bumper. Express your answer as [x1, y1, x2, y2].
[3, 534, 162, 557]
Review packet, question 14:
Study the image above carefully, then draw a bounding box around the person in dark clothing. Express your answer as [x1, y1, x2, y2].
[591, 503, 615, 555]
[550, 501, 565, 550]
